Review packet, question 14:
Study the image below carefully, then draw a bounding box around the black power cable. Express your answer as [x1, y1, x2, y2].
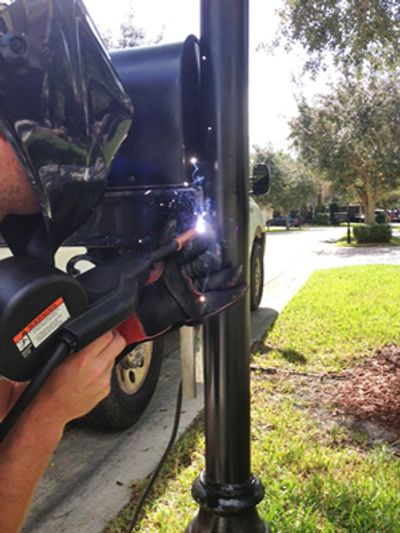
[126, 380, 183, 533]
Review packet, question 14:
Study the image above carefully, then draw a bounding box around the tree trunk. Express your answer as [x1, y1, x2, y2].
[283, 209, 290, 230]
[364, 178, 376, 225]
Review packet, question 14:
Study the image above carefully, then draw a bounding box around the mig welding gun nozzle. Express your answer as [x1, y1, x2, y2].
[175, 227, 199, 251]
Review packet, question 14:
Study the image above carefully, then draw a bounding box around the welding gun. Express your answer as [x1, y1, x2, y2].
[0, 228, 198, 441]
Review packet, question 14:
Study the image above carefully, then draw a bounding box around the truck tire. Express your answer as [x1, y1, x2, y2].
[84, 338, 163, 431]
[250, 241, 264, 311]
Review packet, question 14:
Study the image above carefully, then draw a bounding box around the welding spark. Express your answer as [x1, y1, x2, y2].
[199, 295, 207, 303]
[195, 213, 207, 234]
[190, 156, 200, 180]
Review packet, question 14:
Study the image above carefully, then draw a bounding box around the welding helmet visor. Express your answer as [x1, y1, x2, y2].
[0, 0, 133, 254]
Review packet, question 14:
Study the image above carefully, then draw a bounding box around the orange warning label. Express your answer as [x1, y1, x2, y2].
[13, 297, 70, 358]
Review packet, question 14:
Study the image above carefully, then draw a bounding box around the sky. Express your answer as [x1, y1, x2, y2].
[84, 0, 332, 152]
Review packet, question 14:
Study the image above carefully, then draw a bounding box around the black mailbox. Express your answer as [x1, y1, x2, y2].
[108, 35, 201, 188]
[68, 36, 203, 251]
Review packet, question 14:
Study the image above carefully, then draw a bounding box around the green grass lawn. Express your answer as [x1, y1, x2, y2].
[264, 226, 304, 233]
[339, 222, 365, 228]
[105, 265, 400, 533]
[256, 265, 400, 372]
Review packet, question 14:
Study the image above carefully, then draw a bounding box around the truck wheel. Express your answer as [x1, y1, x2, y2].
[250, 241, 264, 311]
[84, 338, 163, 431]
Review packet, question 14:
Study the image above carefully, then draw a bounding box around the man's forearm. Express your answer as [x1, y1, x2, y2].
[0, 331, 124, 532]
[0, 399, 64, 533]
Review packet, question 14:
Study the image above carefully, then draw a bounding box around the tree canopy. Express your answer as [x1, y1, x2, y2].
[290, 72, 400, 223]
[101, 3, 163, 50]
[252, 145, 320, 214]
[273, 0, 400, 73]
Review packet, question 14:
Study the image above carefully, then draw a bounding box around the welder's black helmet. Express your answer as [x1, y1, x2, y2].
[0, 0, 133, 256]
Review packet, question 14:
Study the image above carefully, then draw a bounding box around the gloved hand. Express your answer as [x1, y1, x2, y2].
[117, 232, 247, 344]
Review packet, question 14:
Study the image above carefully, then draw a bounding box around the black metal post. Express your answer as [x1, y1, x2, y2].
[347, 210, 351, 244]
[186, 1, 268, 531]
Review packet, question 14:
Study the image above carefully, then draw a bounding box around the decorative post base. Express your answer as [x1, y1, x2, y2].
[186, 472, 270, 533]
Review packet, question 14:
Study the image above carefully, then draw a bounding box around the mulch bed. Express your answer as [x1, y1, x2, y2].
[332, 344, 400, 432]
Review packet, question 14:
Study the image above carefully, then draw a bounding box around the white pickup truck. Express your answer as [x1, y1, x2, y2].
[249, 195, 266, 311]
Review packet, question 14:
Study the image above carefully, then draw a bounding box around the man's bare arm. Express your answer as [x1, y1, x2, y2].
[0, 379, 13, 422]
[0, 380, 28, 423]
[0, 330, 125, 533]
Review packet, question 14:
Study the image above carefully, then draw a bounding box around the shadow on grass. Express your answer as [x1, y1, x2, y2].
[252, 316, 307, 365]
[278, 347, 308, 364]
[252, 338, 308, 365]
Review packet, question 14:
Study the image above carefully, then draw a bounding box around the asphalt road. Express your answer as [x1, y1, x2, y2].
[263, 226, 344, 311]
[5, 226, 400, 532]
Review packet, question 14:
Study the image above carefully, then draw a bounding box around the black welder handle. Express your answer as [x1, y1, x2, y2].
[0, 341, 70, 442]
[0, 239, 183, 442]
[0, 251, 151, 442]
[64, 242, 178, 350]
[0, 253, 152, 442]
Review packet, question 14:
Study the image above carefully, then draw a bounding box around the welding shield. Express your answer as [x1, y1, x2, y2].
[0, 0, 133, 255]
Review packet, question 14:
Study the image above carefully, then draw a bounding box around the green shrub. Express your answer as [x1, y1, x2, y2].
[353, 224, 392, 243]
[315, 212, 331, 225]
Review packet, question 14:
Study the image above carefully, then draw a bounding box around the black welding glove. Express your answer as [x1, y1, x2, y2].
[117, 233, 247, 344]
